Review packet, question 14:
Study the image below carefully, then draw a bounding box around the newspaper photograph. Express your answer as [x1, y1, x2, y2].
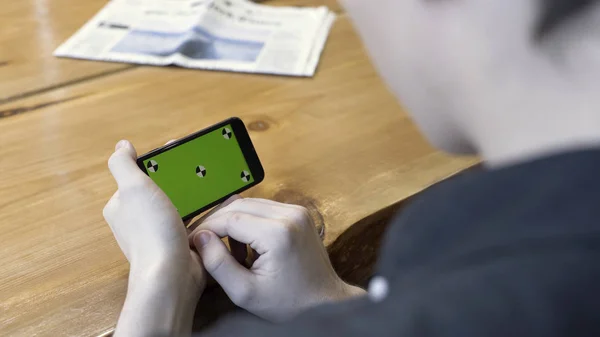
[54, 0, 336, 77]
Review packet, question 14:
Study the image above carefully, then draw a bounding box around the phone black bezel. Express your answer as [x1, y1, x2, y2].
[136, 117, 265, 221]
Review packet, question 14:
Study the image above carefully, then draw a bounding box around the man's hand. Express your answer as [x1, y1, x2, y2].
[189, 198, 366, 322]
[103, 140, 206, 337]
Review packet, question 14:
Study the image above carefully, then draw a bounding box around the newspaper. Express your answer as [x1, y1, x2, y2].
[54, 0, 335, 77]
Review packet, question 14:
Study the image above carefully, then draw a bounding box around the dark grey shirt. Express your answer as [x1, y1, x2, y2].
[200, 149, 600, 337]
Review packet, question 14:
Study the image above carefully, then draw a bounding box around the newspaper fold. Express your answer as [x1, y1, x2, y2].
[54, 0, 335, 77]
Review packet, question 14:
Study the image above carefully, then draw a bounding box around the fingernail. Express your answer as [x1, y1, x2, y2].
[116, 140, 128, 150]
[196, 231, 211, 247]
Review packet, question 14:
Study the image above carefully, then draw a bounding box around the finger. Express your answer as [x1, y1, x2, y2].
[187, 194, 242, 233]
[191, 212, 279, 254]
[189, 218, 248, 266]
[205, 198, 293, 223]
[193, 230, 254, 303]
[246, 198, 305, 211]
[107, 140, 145, 189]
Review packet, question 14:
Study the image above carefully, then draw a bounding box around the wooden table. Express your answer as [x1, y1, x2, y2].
[0, 1, 477, 336]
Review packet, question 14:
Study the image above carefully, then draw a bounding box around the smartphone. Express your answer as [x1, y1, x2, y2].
[137, 117, 264, 221]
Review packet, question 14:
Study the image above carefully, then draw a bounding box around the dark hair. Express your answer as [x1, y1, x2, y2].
[537, 0, 598, 38]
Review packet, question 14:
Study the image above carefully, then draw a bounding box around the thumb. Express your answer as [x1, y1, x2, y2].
[193, 230, 254, 305]
[108, 140, 145, 189]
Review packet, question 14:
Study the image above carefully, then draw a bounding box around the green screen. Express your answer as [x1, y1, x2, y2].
[143, 125, 254, 218]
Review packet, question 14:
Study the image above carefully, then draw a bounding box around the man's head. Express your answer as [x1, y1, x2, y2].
[343, 0, 600, 160]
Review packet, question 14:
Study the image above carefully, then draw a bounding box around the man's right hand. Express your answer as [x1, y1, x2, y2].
[188, 198, 365, 322]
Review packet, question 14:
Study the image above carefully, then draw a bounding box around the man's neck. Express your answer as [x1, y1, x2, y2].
[475, 113, 600, 169]
[457, 57, 600, 169]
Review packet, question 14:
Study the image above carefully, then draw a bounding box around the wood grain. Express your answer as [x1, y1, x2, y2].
[0, 11, 477, 337]
[0, 0, 132, 103]
[0, 0, 340, 103]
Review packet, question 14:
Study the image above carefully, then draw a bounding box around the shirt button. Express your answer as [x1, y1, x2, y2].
[368, 276, 389, 302]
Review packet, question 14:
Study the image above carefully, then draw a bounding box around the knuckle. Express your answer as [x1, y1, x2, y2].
[290, 204, 307, 213]
[272, 207, 312, 252]
[232, 212, 244, 223]
[226, 212, 244, 229]
[290, 206, 311, 225]
[273, 219, 300, 252]
[281, 217, 300, 232]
